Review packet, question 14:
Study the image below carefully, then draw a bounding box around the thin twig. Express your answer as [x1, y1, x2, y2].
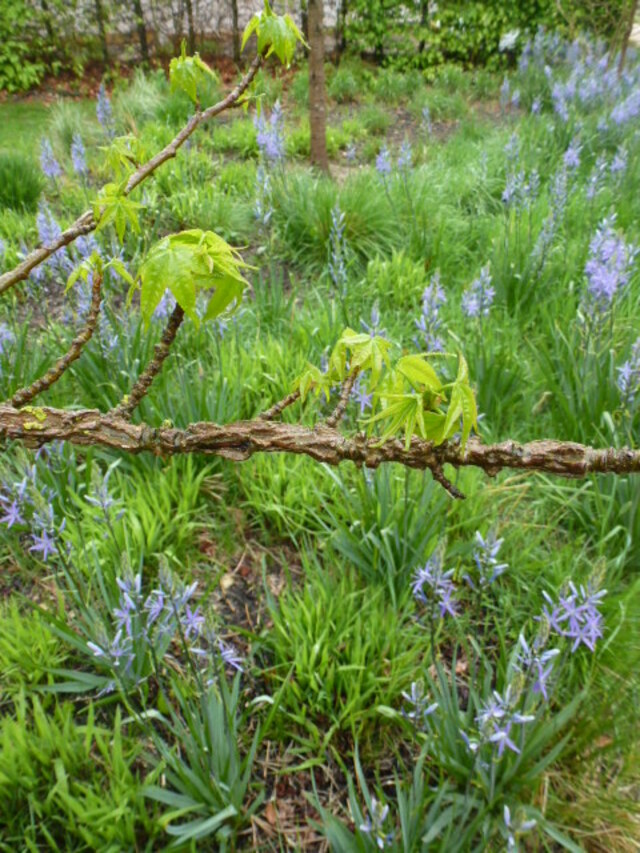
[325, 369, 359, 428]
[259, 390, 301, 421]
[10, 272, 104, 408]
[110, 303, 185, 420]
[0, 55, 263, 296]
[430, 463, 466, 500]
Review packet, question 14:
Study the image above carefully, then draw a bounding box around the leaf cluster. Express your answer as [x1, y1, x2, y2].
[241, 0, 306, 66]
[169, 42, 218, 105]
[295, 330, 478, 450]
[138, 229, 251, 327]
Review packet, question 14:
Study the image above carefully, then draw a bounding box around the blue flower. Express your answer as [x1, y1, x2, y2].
[515, 633, 560, 702]
[504, 805, 537, 851]
[500, 77, 510, 109]
[617, 338, 640, 405]
[401, 680, 438, 725]
[254, 102, 285, 164]
[361, 302, 386, 339]
[328, 203, 348, 293]
[563, 136, 581, 169]
[96, 84, 115, 136]
[397, 140, 412, 171]
[29, 529, 57, 561]
[360, 797, 393, 849]
[464, 529, 508, 588]
[375, 145, 392, 176]
[542, 582, 606, 652]
[218, 638, 244, 672]
[0, 499, 25, 528]
[40, 138, 61, 180]
[462, 265, 495, 318]
[421, 105, 432, 133]
[414, 272, 446, 352]
[71, 133, 87, 176]
[0, 322, 14, 356]
[351, 374, 373, 415]
[584, 217, 637, 305]
[412, 554, 458, 618]
[610, 147, 628, 175]
[181, 604, 205, 641]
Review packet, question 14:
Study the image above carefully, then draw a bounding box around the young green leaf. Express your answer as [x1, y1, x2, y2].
[396, 354, 442, 392]
[138, 229, 249, 327]
[93, 183, 143, 243]
[169, 42, 218, 104]
[241, 1, 307, 65]
[65, 251, 102, 293]
[294, 364, 332, 402]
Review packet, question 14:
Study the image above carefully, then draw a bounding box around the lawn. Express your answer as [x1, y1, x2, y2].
[0, 101, 51, 154]
[0, 30, 639, 852]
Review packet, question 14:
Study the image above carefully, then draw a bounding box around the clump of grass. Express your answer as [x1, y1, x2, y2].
[48, 99, 99, 153]
[0, 152, 43, 212]
[328, 65, 361, 103]
[262, 561, 426, 752]
[360, 103, 392, 136]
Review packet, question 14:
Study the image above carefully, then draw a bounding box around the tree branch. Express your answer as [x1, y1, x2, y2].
[9, 272, 104, 408]
[2, 406, 640, 487]
[0, 55, 263, 296]
[258, 389, 301, 421]
[325, 369, 359, 428]
[110, 303, 185, 420]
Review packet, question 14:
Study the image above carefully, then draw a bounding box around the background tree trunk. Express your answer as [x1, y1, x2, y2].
[230, 0, 241, 63]
[301, 1, 310, 56]
[131, 0, 150, 65]
[619, 0, 639, 74]
[337, 0, 348, 58]
[308, 0, 329, 173]
[39, 0, 55, 45]
[94, 0, 109, 65]
[185, 0, 196, 53]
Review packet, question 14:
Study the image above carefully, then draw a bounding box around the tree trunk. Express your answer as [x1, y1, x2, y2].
[185, 0, 196, 53]
[619, 0, 639, 75]
[337, 0, 347, 57]
[301, 1, 310, 57]
[418, 0, 428, 53]
[132, 0, 150, 65]
[308, 0, 329, 173]
[230, 0, 241, 63]
[94, 0, 109, 65]
[39, 0, 55, 46]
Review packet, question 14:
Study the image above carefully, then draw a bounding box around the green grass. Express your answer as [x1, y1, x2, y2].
[0, 102, 50, 155]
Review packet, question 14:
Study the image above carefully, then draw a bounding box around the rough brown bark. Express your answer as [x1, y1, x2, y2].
[10, 273, 103, 409]
[325, 369, 359, 428]
[259, 390, 301, 421]
[308, 0, 329, 173]
[0, 56, 262, 297]
[111, 304, 185, 420]
[3, 406, 640, 484]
